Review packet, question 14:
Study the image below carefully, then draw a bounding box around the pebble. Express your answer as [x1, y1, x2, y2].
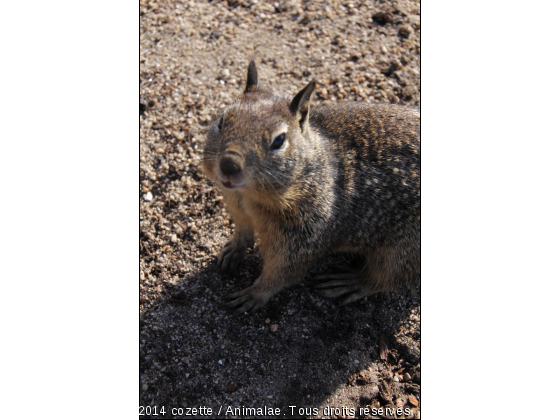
[143, 192, 153, 202]
[399, 25, 413, 38]
[170, 234, 178, 243]
[373, 12, 392, 25]
[142, 384, 148, 391]
[270, 324, 278, 333]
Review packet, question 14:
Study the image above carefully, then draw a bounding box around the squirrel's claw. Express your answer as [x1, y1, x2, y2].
[314, 274, 378, 305]
[226, 285, 270, 313]
[339, 291, 369, 306]
[314, 273, 367, 303]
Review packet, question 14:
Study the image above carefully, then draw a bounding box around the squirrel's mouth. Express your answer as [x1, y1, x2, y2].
[220, 178, 247, 190]
[217, 169, 247, 190]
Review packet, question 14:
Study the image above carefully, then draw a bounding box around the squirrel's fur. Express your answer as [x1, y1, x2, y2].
[202, 60, 419, 312]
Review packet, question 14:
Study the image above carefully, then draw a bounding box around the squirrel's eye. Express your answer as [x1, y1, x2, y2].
[270, 133, 286, 150]
[217, 115, 224, 131]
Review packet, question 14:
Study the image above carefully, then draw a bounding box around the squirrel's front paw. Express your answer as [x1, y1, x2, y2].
[217, 239, 246, 272]
[226, 283, 272, 313]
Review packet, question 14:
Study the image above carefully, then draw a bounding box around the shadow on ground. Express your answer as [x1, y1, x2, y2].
[140, 248, 420, 419]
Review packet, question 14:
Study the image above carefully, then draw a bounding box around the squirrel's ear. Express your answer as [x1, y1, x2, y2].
[290, 80, 316, 131]
[245, 60, 258, 93]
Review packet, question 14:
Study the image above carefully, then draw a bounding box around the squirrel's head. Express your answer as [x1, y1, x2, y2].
[203, 60, 316, 200]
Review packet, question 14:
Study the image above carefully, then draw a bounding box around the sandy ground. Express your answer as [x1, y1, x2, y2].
[140, 0, 420, 418]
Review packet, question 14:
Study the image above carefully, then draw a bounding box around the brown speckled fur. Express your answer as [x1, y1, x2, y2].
[202, 61, 419, 312]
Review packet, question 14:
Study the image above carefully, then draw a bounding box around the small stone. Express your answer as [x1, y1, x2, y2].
[270, 324, 278, 333]
[174, 131, 185, 141]
[143, 192, 153, 202]
[265, 318, 271, 324]
[170, 234, 178, 243]
[409, 394, 419, 407]
[393, 375, 400, 382]
[403, 372, 412, 382]
[156, 147, 165, 154]
[181, 357, 188, 364]
[373, 12, 392, 25]
[142, 384, 148, 391]
[399, 25, 413, 38]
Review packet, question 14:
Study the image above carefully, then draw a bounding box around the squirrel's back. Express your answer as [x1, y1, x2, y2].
[307, 103, 420, 249]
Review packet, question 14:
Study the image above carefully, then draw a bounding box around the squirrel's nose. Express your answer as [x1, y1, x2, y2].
[219, 155, 243, 177]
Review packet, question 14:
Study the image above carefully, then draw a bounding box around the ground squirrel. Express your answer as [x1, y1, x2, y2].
[202, 60, 419, 312]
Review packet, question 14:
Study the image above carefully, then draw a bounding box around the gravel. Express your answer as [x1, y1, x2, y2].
[140, 0, 420, 418]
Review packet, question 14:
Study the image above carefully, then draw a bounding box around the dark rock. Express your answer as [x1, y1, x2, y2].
[373, 12, 393, 25]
